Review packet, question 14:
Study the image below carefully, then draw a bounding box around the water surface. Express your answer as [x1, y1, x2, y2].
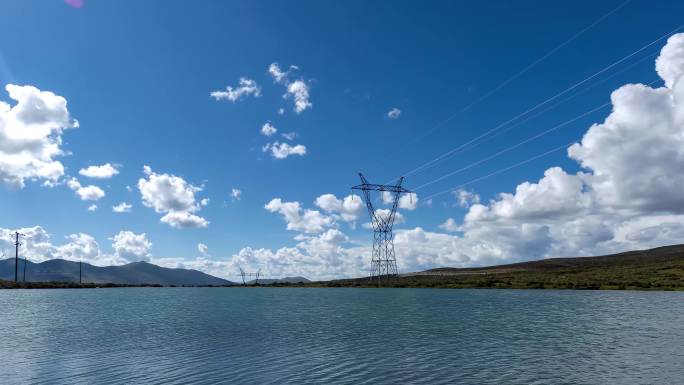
[1, 288, 682, 384]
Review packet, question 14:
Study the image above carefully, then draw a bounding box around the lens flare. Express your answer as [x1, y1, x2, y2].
[64, 0, 84, 8]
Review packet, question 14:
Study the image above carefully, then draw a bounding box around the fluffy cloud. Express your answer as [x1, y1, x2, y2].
[285, 80, 312, 114]
[268, 63, 312, 114]
[365, 209, 405, 229]
[112, 202, 132, 213]
[138, 166, 208, 228]
[387, 107, 401, 119]
[198, 243, 209, 256]
[265, 198, 332, 233]
[160, 211, 209, 229]
[0, 226, 151, 266]
[439, 218, 460, 232]
[262, 142, 307, 159]
[228, 229, 366, 280]
[110, 230, 152, 262]
[67, 177, 105, 201]
[268, 63, 295, 84]
[260, 122, 277, 137]
[455, 189, 480, 208]
[231, 188, 242, 201]
[281, 132, 297, 141]
[399, 193, 418, 210]
[655, 33, 684, 88]
[381, 191, 418, 210]
[314, 193, 364, 222]
[79, 163, 119, 179]
[0, 84, 78, 188]
[87, 204, 97, 212]
[210, 78, 261, 102]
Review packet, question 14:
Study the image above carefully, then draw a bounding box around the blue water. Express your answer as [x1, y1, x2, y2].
[0, 288, 683, 384]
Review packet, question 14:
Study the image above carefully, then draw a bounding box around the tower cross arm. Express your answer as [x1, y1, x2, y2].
[351, 184, 411, 193]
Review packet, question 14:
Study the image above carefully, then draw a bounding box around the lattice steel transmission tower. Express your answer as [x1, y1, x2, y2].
[352, 173, 411, 282]
[238, 267, 262, 286]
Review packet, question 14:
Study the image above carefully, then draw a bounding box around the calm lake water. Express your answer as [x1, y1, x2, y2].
[0, 288, 683, 384]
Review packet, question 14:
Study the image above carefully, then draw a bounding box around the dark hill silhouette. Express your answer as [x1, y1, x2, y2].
[0, 258, 234, 286]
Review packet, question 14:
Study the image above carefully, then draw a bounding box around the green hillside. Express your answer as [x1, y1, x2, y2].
[296, 244, 684, 290]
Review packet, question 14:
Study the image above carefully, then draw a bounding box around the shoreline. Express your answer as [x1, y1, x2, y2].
[2, 280, 683, 291]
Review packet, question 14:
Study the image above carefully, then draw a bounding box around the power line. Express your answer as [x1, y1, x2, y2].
[414, 77, 662, 192]
[398, 0, 632, 150]
[413, 103, 609, 191]
[423, 141, 577, 201]
[447, 52, 660, 158]
[398, 24, 684, 181]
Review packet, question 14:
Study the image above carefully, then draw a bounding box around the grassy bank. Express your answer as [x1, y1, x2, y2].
[275, 244, 684, 290]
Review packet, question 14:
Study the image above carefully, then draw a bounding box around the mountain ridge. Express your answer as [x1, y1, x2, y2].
[0, 258, 235, 286]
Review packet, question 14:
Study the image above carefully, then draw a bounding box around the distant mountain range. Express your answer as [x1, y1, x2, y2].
[0, 258, 235, 286]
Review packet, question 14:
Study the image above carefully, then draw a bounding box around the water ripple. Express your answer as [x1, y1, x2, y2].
[0, 288, 683, 384]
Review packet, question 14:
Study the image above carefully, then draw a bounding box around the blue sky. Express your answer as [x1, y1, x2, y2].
[2, 0, 684, 279]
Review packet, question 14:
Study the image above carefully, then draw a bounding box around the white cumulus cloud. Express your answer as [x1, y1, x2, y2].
[268, 63, 312, 114]
[138, 166, 209, 228]
[111, 230, 152, 262]
[0, 226, 152, 266]
[285, 80, 312, 114]
[67, 177, 105, 201]
[261, 122, 277, 137]
[0, 84, 78, 188]
[262, 142, 307, 159]
[387, 107, 401, 119]
[281, 132, 297, 141]
[265, 198, 332, 233]
[381, 191, 418, 210]
[78, 163, 119, 179]
[439, 218, 460, 232]
[314, 193, 364, 222]
[210, 78, 261, 102]
[231, 188, 242, 201]
[112, 202, 132, 213]
[455, 189, 480, 208]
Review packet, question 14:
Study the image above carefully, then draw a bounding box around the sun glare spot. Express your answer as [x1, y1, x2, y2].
[64, 0, 84, 8]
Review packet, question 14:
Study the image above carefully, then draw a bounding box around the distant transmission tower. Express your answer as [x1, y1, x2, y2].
[238, 267, 261, 286]
[352, 173, 411, 283]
